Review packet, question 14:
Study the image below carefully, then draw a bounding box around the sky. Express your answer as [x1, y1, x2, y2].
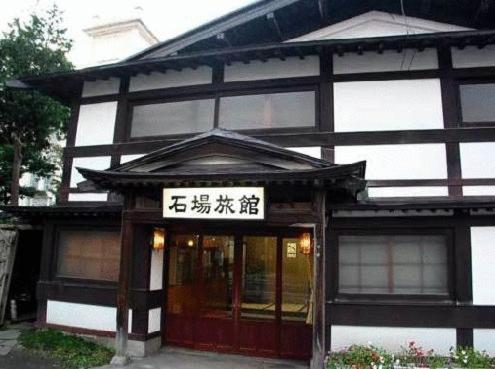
[0, 0, 258, 66]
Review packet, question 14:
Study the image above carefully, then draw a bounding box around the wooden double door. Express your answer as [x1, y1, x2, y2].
[164, 228, 313, 360]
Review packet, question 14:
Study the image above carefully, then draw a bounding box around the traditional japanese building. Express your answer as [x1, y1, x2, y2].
[4, 1, 495, 368]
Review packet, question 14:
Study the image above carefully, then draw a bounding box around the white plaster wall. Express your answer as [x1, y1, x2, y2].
[71, 156, 111, 188]
[46, 300, 132, 332]
[148, 308, 161, 334]
[335, 144, 447, 180]
[463, 186, 495, 196]
[368, 186, 448, 198]
[460, 143, 495, 179]
[120, 154, 146, 164]
[224, 56, 320, 82]
[451, 45, 495, 69]
[81, 78, 120, 97]
[334, 48, 438, 74]
[330, 326, 456, 355]
[288, 147, 322, 159]
[150, 249, 164, 291]
[474, 329, 495, 355]
[129, 66, 212, 92]
[68, 193, 108, 202]
[75, 102, 118, 147]
[471, 227, 495, 305]
[334, 79, 444, 132]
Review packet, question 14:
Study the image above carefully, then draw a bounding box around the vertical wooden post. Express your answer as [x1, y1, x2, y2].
[10, 134, 22, 206]
[111, 208, 134, 366]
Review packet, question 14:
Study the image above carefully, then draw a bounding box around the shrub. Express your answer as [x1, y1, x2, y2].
[450, 346, 492, 369]
[326, 344, 394, 369]
[397, 341, 448, 369]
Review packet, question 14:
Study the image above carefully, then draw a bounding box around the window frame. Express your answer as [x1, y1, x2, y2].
[457, 78, 495, 127]
[52, 225, 122, 285]
[331, 228, 455, 303]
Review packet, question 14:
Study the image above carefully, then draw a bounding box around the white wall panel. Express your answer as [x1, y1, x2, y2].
[224, 56, 319, 82]
[474, 329, 495, 355]
[334, 79, 444, 132]
[368, 186, 448, 198]
[46, 300, 132, 332]
[120, 154, 146, 164]
[288, 147, 322, 159]
[148, 308, 161, 334]
[150, 249, 164, 291]
[451, 45, 495, 69]
[82, 78, 120, 97]
[75, 102, 118, 146]
[331, 326, 456, 355]
[68, 193, 108, 202]
[335, 144, 447, 180]
[471, 227, 495, 305]
[460, 143, 495, 179]
[71, 156, 111, 188]
[463, 186, 495, 196]
[129, 66, 212, 92]
[334, 48, 438, 74]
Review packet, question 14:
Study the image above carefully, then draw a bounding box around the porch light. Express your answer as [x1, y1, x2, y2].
[187, 239, 195, 247]
[300, 233, 312, 255]
[152, 228, 165, 251]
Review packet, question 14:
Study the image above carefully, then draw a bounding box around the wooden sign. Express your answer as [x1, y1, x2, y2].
[163, 187, 265, 220]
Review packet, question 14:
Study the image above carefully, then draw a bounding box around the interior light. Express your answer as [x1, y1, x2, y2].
[300, 233, 312, 255]
[152, 228, 165, 251]
[187, 239, 194, 247]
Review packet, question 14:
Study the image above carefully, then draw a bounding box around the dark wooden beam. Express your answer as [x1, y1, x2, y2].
[266, 12, 284, 41]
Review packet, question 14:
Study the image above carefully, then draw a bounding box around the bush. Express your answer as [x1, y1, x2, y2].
[326, 344, 394, 369]
[450, 346, 492, 369]
[19, 329, 114, 369]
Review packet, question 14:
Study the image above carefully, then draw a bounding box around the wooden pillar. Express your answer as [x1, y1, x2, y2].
[111, 210, 134, 366]
[311, 187, 327, 369]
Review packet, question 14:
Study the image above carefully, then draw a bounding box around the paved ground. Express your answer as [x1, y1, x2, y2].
[97, 347, 309, 369]
[0, 346, 62, 369]
[0, 329, 20, 356]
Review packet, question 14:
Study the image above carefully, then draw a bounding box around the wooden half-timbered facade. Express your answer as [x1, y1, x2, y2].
[4, 1, 495, 368]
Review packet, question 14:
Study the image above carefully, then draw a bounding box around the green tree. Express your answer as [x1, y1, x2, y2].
[0, 5, 73, 205]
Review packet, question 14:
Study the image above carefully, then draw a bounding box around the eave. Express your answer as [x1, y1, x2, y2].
[8, 29, 495, 104]
[0, 205, 123, 219]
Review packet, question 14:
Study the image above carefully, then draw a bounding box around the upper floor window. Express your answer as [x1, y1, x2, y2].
[130, 98, 215, 138]
[338, 233, 449, 298]
[219, 90, 316, 131]
[459, 82, 495, 124]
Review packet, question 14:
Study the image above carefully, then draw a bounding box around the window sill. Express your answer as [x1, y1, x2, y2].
[328, 297, 456, 306]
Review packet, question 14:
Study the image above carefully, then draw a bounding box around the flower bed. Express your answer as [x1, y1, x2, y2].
[325, 342, 494, 369]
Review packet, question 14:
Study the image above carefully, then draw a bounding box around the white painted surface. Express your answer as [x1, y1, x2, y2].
[474, 329, 495, 355]
[471, 227, 495, 305]
[120, 154, 146, 164]
[463, 186, 495, 196]
[75, 102, 118, 147]
[334, 79, 444, 132]
[129, 66, 212, 91]
[81, 78, 121, 97]
[46, 300, 132, 332]
[71, 156, 111, 188]
[334, 48, 438, 74]
[333, 209, 453, 218]
[368, 186, 449, 198]
[148, 308, 161, 334]
[331, 326, 456, 355]
[288, 147, 322, 159]
[460, 143, 495, 179]
[150, 249, 164, 291]
[451, 45, 495, 69]
[163, 187, 265, 220]
[68, 193, 108, 202]
[335, 144, 447, 180]
[224, 56, 320, 82]
[290, 11, 469, 41]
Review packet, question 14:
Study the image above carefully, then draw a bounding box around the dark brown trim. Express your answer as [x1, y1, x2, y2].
[457, 328, 474, 347]
[319, 47, 333, 132]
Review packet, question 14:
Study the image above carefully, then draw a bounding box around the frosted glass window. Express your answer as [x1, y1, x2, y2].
[460, 83, 495, 123]
[129, 66, 212, 92]
[452, 45, 495, 69]
[75, 102, 117, 146]
[71, 156, 111, 188]
[131, 99, 215, 137]
[335, 144, 447, 180]
[57, 229, 120, 281]
[334, 79, 444, 132]
[82, 78, 120, 97]
[460, 143, 495, 179]
[219, 91, 315, 130]
[339, 235, 448, 295]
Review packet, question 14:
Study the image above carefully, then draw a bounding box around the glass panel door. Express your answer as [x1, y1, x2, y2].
[241, 236, 277, 320]
[201, 235, 235, 318]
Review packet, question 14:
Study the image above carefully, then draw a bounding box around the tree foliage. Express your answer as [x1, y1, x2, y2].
[0, 5, 73, 204]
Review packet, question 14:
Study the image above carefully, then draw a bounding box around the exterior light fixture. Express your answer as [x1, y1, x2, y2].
[300, 233, 312, 255]
[152, 228, 165, 251]
[187, 239, 194, 247]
